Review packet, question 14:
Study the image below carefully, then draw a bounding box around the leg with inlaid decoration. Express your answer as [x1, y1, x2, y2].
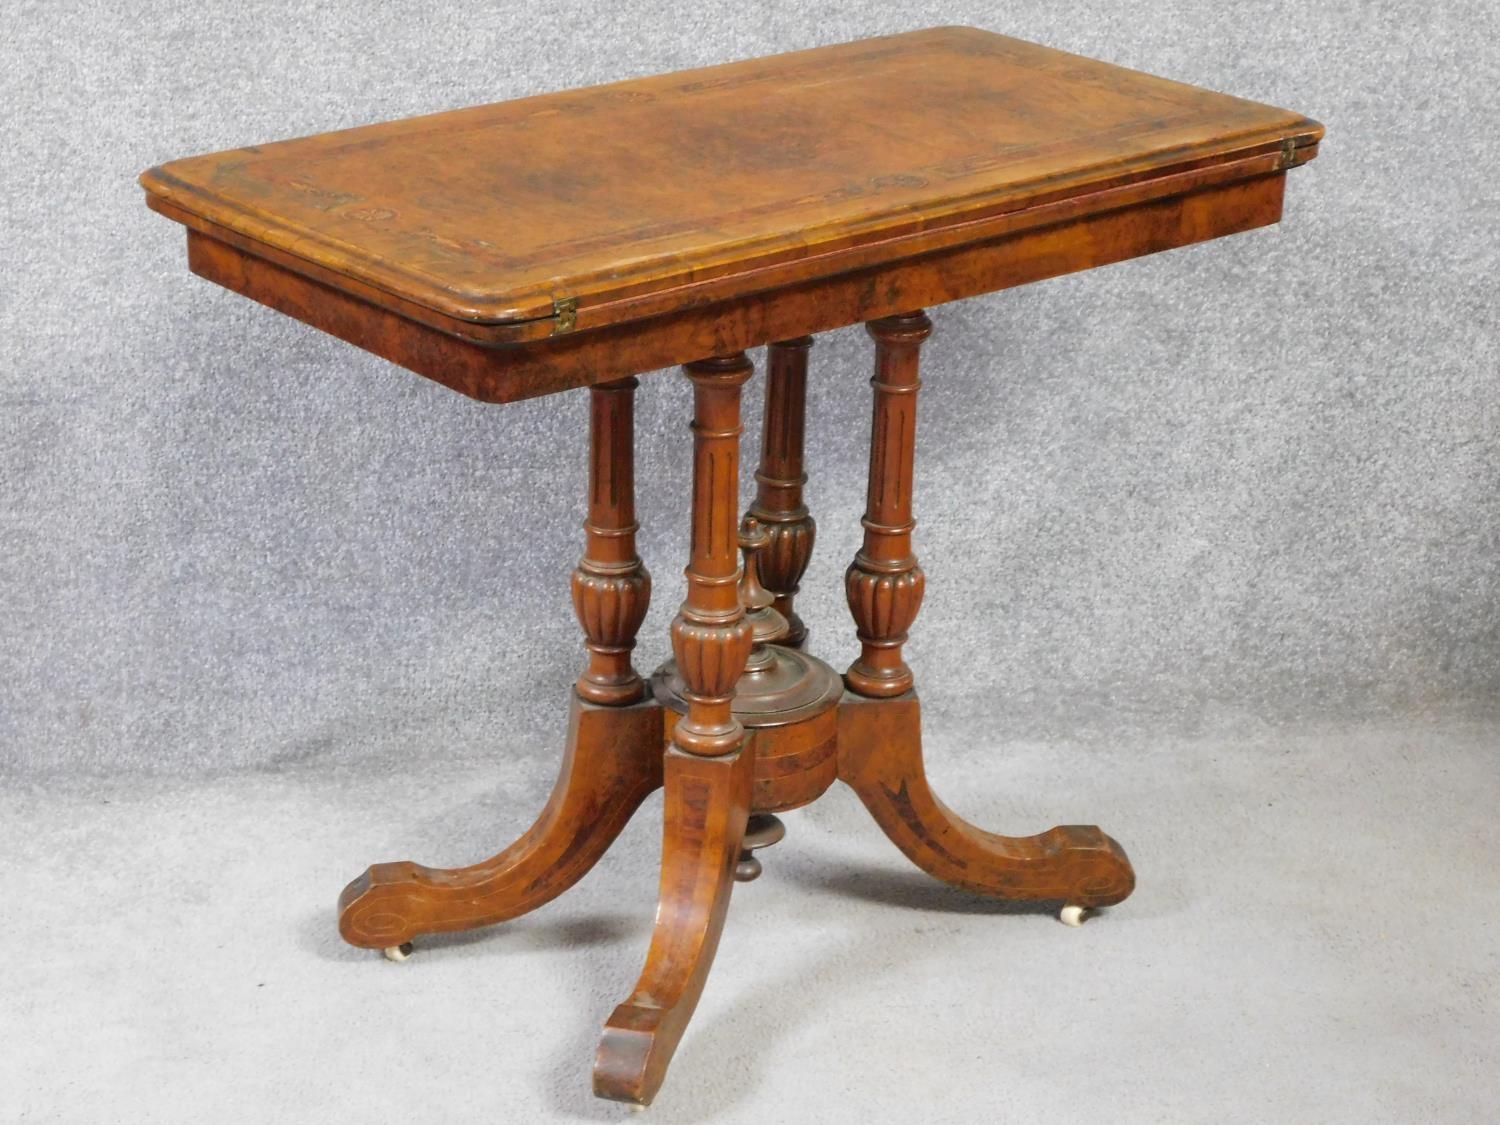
[837, 311, 1135, 922]
[595, 353, 756, 1107]
[337, 376, 663, 956]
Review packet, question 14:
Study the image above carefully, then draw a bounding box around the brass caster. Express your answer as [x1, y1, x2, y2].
[1059, 904, 1089, 927]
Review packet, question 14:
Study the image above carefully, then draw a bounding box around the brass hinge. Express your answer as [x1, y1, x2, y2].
[552, 296, 578, 335]
[1279, 137, 1298, 170]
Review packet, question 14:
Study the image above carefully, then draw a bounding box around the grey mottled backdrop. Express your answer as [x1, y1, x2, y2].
[2, 0, 1497, 776]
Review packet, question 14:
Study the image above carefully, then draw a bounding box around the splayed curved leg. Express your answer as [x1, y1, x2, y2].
[594, 744, 752, 1105]
[839, 312, 1133, 915]
[338, 697, 664, 949]
[837, 694, 1135, 909]
[595, 352, 757, 1106]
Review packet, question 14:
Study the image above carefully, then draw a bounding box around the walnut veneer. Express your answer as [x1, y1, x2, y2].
[141, 27, 1321, 1106]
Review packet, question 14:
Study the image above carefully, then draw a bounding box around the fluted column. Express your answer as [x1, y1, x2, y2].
[671, 354, 756, 756]
[747, 336, 816, 648]
[572, 377, 651, 705]
[845, 312, 932, 698]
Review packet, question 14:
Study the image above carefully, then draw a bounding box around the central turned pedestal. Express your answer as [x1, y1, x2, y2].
[335, 317, 1135, 1105]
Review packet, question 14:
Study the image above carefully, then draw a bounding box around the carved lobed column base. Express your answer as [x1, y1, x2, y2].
[747, 514, 815, 649]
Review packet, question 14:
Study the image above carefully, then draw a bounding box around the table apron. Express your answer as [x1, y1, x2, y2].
[183, 171, 1286, 403]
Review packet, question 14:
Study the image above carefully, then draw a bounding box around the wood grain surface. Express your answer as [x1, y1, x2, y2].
[838, 694, 1135, 907]
[142, 26, 1321, 341]
[143, 29, 1325, 1105]
[181, 170, 1290, 401]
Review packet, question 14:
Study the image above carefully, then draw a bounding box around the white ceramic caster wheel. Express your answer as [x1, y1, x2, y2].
[1059, 904, 1089, 927]
[383, 942, 414, 962]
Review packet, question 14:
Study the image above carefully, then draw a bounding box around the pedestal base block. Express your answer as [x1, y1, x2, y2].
[652, 645, 843, 812]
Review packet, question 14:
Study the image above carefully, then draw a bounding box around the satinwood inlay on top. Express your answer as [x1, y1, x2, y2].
[140, 27, 1321, 340]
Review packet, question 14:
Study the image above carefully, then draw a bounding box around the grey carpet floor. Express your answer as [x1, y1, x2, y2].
[4, 712, 1497, 1124]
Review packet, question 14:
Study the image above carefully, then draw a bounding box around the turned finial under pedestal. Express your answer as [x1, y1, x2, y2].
[734, 812, 786, 882]
[738, 516, 790, 672]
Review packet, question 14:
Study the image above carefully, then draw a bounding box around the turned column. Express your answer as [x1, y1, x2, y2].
[572, 377, 651, 705]
[747, 336, 816, 648]
[845, 312, 932, 698]
[672, 355, 756, 756]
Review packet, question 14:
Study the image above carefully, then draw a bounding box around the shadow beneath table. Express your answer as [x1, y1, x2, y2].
[294, 905, 643, 965]
[538, 903, 942, 1121]
[787, 859, 1067, 917]
[537, 854, 1089, 1122]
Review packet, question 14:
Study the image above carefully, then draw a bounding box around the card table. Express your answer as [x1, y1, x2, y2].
[141, 27, 1321, 1105]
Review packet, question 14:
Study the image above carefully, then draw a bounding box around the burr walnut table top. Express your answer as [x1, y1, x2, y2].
[139, 31, 1325, 1106]
[141, 26, 1322, 351]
